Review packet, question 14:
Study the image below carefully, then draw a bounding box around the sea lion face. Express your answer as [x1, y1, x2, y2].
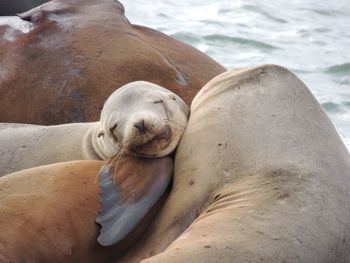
[97, 81, 189, 158]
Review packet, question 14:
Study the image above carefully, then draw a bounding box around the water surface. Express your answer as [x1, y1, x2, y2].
[122, 0, 350, 150]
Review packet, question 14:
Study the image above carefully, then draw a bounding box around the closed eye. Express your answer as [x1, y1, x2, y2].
[110, 123, 118, 133]
[109, 123, 118, 142]
[153, 99, 163, 104]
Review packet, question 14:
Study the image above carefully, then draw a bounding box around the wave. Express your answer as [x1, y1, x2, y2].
[203, 34, 279, 51]
[325, 63, 350, 75]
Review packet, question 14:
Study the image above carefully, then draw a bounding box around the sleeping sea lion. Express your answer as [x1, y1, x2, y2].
[0, 81, 189, 176]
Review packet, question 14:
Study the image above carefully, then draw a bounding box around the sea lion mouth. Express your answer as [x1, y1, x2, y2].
[131, 129, 172, 157]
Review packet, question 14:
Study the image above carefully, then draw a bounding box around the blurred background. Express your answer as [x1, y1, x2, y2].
[122, 0, 350, 150]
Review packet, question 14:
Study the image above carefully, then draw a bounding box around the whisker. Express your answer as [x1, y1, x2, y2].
[110, 138, 130, 183]
[95, 138, 129, 182]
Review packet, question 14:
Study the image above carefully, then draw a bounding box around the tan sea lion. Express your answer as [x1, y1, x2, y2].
[0, 81, 189, 177]
[0, 157, 173, 263]
[114, 65, 350, 262]
[0, 0, 226, 125]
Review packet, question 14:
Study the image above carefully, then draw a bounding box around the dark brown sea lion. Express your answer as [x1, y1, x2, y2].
[0, 0, 226, 125]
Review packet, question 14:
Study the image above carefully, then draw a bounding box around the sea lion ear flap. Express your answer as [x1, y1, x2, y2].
[96, 156, 173, 246]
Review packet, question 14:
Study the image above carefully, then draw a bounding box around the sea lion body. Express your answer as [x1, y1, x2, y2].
[0, 0, 225, 125]
[0, 81, 189, 177]
[117, 65, 350, 262]
[0, 161, 108, 263]
[0, 123, 98, 176]
[0, 157, 173, 263]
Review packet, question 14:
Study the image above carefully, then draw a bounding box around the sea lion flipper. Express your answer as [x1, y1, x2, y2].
[96, 156, 173, 246]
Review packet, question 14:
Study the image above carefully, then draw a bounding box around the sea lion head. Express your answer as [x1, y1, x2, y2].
[97, 81, 189, 158]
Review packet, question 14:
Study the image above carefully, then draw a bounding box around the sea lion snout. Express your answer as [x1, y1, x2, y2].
[126, 114, 170, 144]
[134, 119, 146, 133]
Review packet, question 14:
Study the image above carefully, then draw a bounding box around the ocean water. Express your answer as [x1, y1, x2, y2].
[122, 0, 350, 150]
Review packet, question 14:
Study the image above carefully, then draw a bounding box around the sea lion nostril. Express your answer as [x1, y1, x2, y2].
[134, 120, 146, 133]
